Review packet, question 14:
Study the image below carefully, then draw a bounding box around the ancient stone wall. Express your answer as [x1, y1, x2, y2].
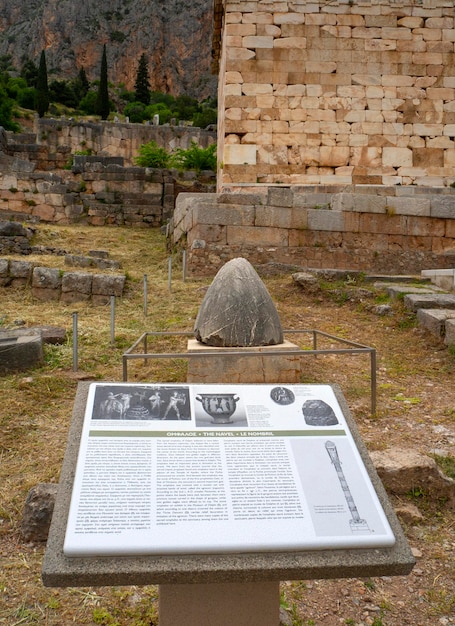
[17, 119, 216, 170]
[0, 259, 126, 305]
[172, 187, 455, 275]
[217, 0, 455, 188]
[0, 162, 215, 227]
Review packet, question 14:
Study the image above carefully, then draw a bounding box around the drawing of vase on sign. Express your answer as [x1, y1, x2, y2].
[325, 440, 370, 534]
[196, 393, 240, 424]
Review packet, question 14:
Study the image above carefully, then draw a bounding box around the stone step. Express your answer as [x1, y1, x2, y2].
[416, 309, 455, 339]
[421, 268, 455, 292]
[373, 282, 444, 300]
[404, 292, 455, 313]
[445, 319, 455, 346]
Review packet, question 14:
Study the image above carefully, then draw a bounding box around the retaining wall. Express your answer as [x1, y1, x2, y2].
[172, 186, 455, 275]
[0, 159, 215, 226]
[0, 259, 126, 305]
[7, 119, 216, 170]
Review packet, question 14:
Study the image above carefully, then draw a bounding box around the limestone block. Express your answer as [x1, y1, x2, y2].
[61, 272, 93, 296]
[224, 144, 257, 165]
[445, 319, 455, 346]
[226, 23, 256, 36]
[194, 204, 255, 227]
[243, 35, 274, 48]
[307, 209, 344, 232]
[226, 225, 288, 247]
[397, 17, 424, 28]
[370, 447, 455, 507]
[319, 146, 349, 167]
[274, 12, 306, 25]
[227, 48, 256, 61]
[224, 84, 242, 96]
[226, 71, 244, 83]
[0, 258, 8, 286]
[92, 274, 126, 298]
[242, 83, 273, 96]
[10, 260, 33, 279]
[412, 52, 443, 64]
[0, 329, 43, 374]
[21, 483, 58, 542]
[417, 309, 455, 338]
[259, 24, 281, 37]
[430, 196, 455, 218]
[274, 37, 307, 49]
[187, 340, 301, 384]
[242, 12, 274, 25]
[382, 147, 413, 167]
[352, 27, 382, 39]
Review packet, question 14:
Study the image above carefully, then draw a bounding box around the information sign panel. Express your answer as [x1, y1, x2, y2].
[64, 383, 395, 557]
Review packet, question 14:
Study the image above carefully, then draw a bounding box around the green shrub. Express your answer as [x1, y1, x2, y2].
[134, 141, 171, 168]
[172, 141, 217, 172]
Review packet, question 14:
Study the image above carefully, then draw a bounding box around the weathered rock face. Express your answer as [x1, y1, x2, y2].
[194, 257, 284, 347]
[0, 0, 216, 99]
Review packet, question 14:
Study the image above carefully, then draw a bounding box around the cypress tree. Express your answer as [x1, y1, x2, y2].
[78, 67, 90, 97]
[95, 44, 110, 120]
[134, 54, 150, 105]
[35, 50, 49, 118]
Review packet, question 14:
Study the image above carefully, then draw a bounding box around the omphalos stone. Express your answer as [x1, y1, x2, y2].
[194, 257, 283, 347]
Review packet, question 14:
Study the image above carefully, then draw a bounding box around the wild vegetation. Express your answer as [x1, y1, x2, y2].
[0, 224, 454, 625]
[0, 49, 217, 130]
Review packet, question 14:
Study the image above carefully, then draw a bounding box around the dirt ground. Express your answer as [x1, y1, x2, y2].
[0, 225, 454, 626]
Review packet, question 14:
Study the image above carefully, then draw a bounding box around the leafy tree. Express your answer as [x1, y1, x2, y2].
[95, 44, 110, 120]
[35, 50, 49, 117]
[79, 90, 98, 115]
[0, 83, 20, 131]
[49, 79, 78, 108]
[124, 101, 146, 123]
[0, 54, 14, 73]
[73, 67, 90, 103]
[20, 58, 38, 87]
[192, 107, 217, 129]
[134, 53, 150, 105]
[144, 102, 173, 125]
[134, 141, 171, 168]
[172, 142, 217, 172]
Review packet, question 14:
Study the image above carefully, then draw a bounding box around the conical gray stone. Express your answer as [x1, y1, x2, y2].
[194, 258, 284, 347]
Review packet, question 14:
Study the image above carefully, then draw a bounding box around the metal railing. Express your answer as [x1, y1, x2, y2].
[122, 329, 377, 414]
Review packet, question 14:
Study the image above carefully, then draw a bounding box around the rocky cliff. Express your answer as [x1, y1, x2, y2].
[0, 0, 216, 99]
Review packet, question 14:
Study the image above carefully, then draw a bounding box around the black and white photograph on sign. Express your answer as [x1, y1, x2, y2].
[270, 386, 295, 405]
[194, 388, 248, 427]
[302, 399, 339, 426]
[91, 384, 191, 421]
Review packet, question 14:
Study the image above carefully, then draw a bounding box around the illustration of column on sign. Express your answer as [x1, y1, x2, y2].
[325, 440, 370, 534]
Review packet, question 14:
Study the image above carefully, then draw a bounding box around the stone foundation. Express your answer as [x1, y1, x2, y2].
[186, 338, 302, 383]
[172, 185, 455, 276]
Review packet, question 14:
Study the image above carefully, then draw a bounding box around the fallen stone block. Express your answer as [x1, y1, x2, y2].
[404, 293, 455, 312]
[21, 483, 58, 542]
[417, 308, 455, 339]
[370, 447, 455, 508]
[445, 319, 455, 346]
[0, 328, 43, 374]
